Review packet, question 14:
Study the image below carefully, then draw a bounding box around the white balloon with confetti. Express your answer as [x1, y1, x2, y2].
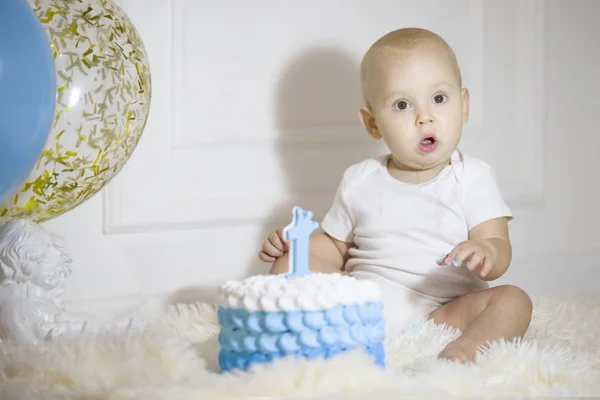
[0, 0, 151, 224]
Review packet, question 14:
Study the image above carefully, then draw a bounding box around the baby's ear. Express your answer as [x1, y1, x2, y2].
[461, 87, 470, 125]
[358, 106, 381, 139]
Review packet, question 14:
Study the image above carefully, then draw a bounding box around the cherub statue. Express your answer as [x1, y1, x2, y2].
[0, 219, 72, 345]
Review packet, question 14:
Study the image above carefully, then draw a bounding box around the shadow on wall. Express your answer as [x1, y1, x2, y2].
[166, 46, 385, 306]
[243, 46, 385, 279]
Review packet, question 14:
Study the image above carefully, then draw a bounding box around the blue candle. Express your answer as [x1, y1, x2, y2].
[284, 206, 319, 280]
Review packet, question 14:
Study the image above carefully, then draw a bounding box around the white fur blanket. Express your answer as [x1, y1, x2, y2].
[0, 294, 599, 399]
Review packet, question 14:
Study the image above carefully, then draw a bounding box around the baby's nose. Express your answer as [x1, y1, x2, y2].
[416, 107, 434, 124]
[417, 114, 434, 124]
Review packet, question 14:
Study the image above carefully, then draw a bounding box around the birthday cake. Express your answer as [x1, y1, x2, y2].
[217, 207, 386, 372]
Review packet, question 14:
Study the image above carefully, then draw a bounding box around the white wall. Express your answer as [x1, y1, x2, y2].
[42, 0, 600, 310]
[493, 0, 600, 293]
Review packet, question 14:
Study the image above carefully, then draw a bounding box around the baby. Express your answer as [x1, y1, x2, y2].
[259, 27, 533, 364]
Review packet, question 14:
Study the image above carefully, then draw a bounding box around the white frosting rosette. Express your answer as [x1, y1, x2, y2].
[218, 273, 381, 312]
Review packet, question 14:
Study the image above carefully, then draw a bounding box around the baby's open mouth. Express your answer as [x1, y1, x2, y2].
[418, 135, 438, 153]
[420, 137, 436, 145]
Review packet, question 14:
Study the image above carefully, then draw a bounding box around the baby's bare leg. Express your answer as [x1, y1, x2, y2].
[429, 285, 533, 363]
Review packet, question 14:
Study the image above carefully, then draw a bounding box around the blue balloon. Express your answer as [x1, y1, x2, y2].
[0, 0, 56, 206]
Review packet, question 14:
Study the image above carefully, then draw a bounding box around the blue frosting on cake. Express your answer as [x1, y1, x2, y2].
[217, 207, 386, 372]
[219, 342, 385, 372]
[217, 302, 386, 372]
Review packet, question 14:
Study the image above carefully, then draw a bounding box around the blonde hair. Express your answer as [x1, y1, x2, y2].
[359, 28, 462, 109]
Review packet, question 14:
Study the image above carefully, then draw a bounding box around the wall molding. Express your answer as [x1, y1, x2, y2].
[169, 0, 487, 148]
[508, 0, 546, 208]
[64, 247, 599, 314]
[103, 0, 546, 234]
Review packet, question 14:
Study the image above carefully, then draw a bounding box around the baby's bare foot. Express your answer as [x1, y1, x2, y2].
[438, 338, 478, 364]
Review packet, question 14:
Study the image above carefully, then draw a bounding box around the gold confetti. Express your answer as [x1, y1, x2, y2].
[0, 0, 151, 224]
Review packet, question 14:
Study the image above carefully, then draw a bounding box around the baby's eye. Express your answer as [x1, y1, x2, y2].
[433, 94, 447, 104]
[394, 100, 410, 110]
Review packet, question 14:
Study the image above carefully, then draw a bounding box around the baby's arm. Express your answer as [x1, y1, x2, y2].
[445, 217, 511, 281]
[468, 217, 512, 281]
[268, 232, 352, 275]
[449, 158, 514, 281]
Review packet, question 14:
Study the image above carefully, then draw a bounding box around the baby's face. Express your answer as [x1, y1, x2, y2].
[364, 44, 468, 171]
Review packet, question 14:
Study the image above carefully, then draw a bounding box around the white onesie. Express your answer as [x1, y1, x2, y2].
[320, 149, 512, 328]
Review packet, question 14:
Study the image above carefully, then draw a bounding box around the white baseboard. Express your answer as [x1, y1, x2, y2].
[62, 250, 599, 317]
[62, 294, 170, 324]
[493, 248, 599, 296]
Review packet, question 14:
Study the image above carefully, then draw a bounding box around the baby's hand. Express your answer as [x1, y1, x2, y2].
[436, 239, 496, 278]
[258, 228, 289, 262]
